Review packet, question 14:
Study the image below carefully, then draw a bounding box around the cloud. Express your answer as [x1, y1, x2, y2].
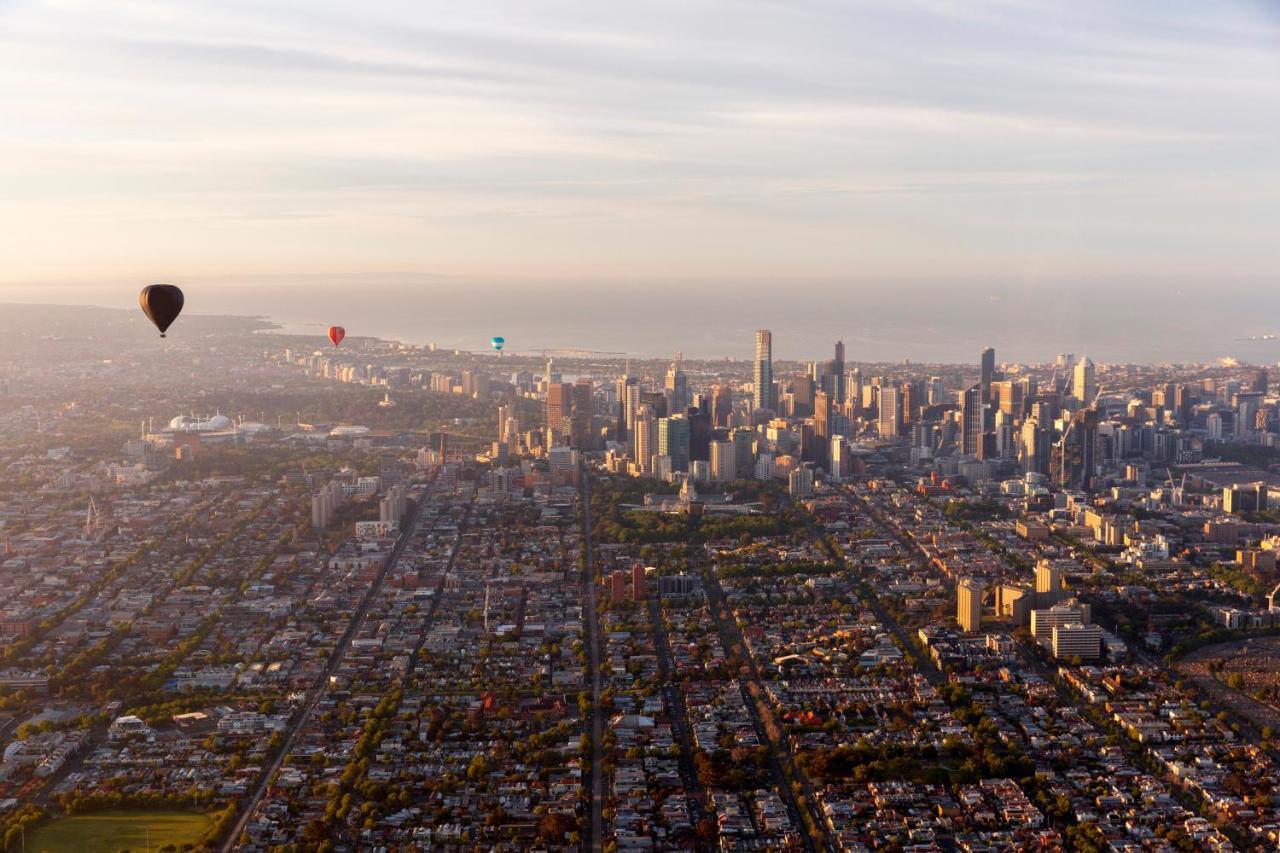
[0, 0, 1278, 282]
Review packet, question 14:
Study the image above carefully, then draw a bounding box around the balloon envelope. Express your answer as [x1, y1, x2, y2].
[328, 326, 346, 347]
[490, 336, 505, 351]
[139, 284, 184, 337]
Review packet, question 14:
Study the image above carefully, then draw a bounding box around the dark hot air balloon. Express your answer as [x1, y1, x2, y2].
[139, 284, 184, 337]
[490, 336, 505, 352]
[328, 326, 346, 347]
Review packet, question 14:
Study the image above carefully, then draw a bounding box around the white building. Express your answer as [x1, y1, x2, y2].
[1052, 623, 1102, 659]
[1031, 602, 1089, 641]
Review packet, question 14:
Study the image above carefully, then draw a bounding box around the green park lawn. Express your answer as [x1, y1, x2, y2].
[24, 809, 213, 853]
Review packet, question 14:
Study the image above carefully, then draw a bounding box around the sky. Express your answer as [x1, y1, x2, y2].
[1, 0, 1279, 291]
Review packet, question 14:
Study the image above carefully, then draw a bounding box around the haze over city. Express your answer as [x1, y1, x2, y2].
[6, 3, 1280, 853]
[3, 0, 1279, 336]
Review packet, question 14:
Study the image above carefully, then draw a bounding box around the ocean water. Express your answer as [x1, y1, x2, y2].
[2, 275, 1278, 365]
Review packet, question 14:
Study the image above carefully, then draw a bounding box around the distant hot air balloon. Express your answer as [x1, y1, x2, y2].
[490, 336, 505, 353]
[139, 284, 184, 337]
[328, 326, 346, 347]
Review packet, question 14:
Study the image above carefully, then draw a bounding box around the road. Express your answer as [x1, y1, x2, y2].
[697, 552, 828, 852]
[846, 485, 1242, 845]
[336, 485, 475, 847]
[840, 487, 947, 689]
[580, 471, 605, 853]
[646, 595, 710, 847]
[220, 477, 437, 852]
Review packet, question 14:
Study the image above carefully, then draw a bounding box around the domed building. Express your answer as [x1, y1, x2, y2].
[162, 413, 253, 445]
[167, 414, 233, 433]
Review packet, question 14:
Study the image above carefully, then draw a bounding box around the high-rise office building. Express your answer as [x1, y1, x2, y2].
[814, 390, 831, 438]
[687, 406, 711, 463]
[633, 407, 657, 474]
[710, 384, 733, 428]
[1254, 368, 1269, 394]
[571, 379, 594, 449]
[1173, 384, 1193, 425]
[847, 367, 863, 413]
[665, 356, 689, 415]
[819, 340, 846, 404]
[658, 415, 691, 472]
[753, 329, 774, 413]
[710, 440, 737, 482]
[957, 577, 984, 632]
[732, 428, 756, 479]
[900, 380, 921, 427]
[959, 385, 985, 457]
[546, 383, 573, 442]
[617, 374, 638, 440]
[1055, 408, 1098, 490]
[788, 466, 814, 497]
[829, 436, 848, 482]
[639, 390, 668, 420]
[1020, 418, 1048, 475]
[877, 385, 901, 438]
[992, 379, 1025, 419]
[496, 404, 513, 442]
[791, 375, 815, 418]
[1074, 356, 1097, 405]
[980, 347, 995, 404]
[926, 376, 946, 406]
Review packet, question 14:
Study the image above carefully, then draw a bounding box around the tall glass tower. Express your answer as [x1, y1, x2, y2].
[753, 329, 773, 413]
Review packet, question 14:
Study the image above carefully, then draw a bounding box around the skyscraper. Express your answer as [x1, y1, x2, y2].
[616, 373, 637, 440]
[657, 415, 691, 472]
[980, 347, 995, 404]
[1020, 418, 1048, 475]
[710, 384, 733, 429]
[546, 383, 573, 442]
[633, 407, 657, 474]
[927, 376, 946, 406]
[621, 377, 640, 440]
[732, 427, 756, 479]
[571, 379, 594, 449]
[665, 356, 689, 414]
[791, 374, 815, 418]
[753, 329, 773, 413]
[957, 577, 984, 633]
[820, 340, 846, 404]
[959, 385, 985, 457]
[1074, 357, 1097, 405]
[877, 385, 901, 438]
[813, 390, 831, 439]
[687, 406, 711, 463]
[710, 439, 737, 482]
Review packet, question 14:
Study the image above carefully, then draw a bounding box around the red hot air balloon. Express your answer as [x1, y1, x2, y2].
[139, 284, 184, 337]
[327, 326, 346, 347]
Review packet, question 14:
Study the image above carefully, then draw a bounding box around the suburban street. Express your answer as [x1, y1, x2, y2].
[580, 472, 605, 853]
[220, 476, 438, 852]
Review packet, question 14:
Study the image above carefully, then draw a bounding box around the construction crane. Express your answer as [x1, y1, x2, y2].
[1163, 469, 1187, 505]
[85, 495, 102, 539]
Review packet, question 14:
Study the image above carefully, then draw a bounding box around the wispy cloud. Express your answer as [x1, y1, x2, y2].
[0, 0, 1277, 282]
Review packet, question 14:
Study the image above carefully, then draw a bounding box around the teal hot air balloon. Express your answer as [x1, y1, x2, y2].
[490, 336, 505, 353]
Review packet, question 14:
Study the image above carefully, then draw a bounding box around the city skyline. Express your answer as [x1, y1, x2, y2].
[3, 303, 1280, 850]
[6, 2, 1280, 847]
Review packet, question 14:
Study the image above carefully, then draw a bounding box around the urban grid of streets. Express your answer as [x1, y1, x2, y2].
[6, 313, 1280, 852]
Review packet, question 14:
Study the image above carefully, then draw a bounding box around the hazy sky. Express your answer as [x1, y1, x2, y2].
[2, 0, 1279, 285]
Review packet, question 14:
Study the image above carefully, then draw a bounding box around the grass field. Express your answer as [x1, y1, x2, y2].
[24, 809, 213, 853]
